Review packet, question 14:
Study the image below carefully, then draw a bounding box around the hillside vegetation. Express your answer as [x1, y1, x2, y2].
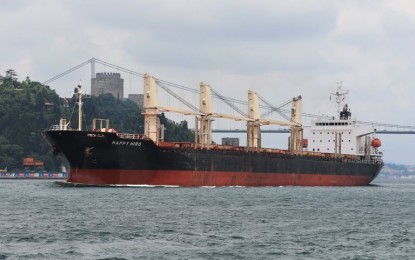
[0, 74, 193, 171]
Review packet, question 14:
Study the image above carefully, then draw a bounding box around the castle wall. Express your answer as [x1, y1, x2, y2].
[91, 72, 124, 99]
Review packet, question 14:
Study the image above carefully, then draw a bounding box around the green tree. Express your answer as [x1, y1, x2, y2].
[0, 78, 62, 170]
[159, 113, 193, 142]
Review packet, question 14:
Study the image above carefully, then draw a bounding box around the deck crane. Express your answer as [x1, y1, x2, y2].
[143, 74, 301, 151]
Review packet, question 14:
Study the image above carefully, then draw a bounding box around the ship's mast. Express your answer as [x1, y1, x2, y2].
[247, 90, 261, 149]
[77, 81, 83, 131]
[290, 96, 303, 152]
[331, 82, 349, 119]
[199, 82, 213, 148]
[143, 74, 160, 143]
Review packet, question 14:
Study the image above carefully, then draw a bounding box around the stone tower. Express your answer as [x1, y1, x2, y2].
[91, 72, 124, 99]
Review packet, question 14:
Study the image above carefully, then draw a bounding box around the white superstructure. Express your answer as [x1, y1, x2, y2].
[303, 85, 382, 157]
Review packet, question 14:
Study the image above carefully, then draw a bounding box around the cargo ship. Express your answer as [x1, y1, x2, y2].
[43, 75, 383, 186]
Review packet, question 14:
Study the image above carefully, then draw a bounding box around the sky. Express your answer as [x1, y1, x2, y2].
[1, 0, 415, 164]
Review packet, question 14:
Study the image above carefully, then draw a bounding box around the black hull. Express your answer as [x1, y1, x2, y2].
[44, 130, 383, 186]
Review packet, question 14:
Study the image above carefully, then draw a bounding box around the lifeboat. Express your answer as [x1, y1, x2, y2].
[301, 139, 308, 148]
[371, 138, 381, 148]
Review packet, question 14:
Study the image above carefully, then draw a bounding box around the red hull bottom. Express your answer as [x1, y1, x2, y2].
[67, 169, 376, 187]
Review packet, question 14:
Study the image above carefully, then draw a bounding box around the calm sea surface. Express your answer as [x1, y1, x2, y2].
[1, 179, 415, 259]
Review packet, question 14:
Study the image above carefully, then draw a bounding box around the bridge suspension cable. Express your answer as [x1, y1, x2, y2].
[93, 58, 146, 78]
[42, 58, 92, 85]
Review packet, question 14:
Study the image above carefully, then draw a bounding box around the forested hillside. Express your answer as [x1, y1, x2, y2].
[0, 73, 193, 171]
[0, 76, 61, 171]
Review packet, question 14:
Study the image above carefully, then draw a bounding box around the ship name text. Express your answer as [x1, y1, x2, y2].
[87, 133, 105, 138]
[112, 141, 142, 147]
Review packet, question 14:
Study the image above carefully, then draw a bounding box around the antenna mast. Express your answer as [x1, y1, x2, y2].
[77, 81, 83, 131]
[331, 82, 349, 119]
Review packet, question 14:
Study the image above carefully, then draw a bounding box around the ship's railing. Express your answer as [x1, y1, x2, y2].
[116, 133, 147, 140]
[48, 118, 71, 131]
[208, 145, 381, 164]
[157, 140, 382, 164]
[49, 125, 72, 131]
[49, 125, 60, 131]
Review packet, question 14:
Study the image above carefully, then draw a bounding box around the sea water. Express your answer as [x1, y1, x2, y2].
[1, 179, 414, 259]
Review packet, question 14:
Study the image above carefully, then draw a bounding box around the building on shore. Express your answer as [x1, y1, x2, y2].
[91, 72, 124, 99]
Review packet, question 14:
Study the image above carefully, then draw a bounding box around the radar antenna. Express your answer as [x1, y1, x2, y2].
[331, 82, 349, 119]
